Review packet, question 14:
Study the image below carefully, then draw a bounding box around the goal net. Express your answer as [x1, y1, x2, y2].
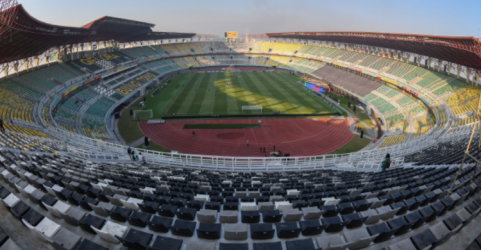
[242, 105, 263, 114]
[134, 110, 153, 120]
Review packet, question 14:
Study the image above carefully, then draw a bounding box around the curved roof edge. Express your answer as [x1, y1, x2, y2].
[0, 3, 195, 64]
[267, 32, 481, 71]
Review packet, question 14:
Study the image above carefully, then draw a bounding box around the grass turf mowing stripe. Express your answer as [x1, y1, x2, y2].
[237, 72, 271, 110]
[176, 73, 206, 114]
[183, 124, 260, 129]
[271, 73, 338, 113]
[199, 72, 218, 114]
[243, 72, 286, 113]
[213, 73, 230, 115]
[233, 72, 257, 105]
[231, 72, 251, 113]
[145, 73, 192, 119]
[270, 73, 331, 111]
[253, 72, 305, 114]
[158, 71, 336, 117]
[235, 72, 270, 114]
[164, 73, 199, 116]
[186, 72, 211, 114]
[268, 73, 322, 111]
[224, 72, 241, 113]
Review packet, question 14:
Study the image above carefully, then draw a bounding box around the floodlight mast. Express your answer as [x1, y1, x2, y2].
[447, 90, 481, 196]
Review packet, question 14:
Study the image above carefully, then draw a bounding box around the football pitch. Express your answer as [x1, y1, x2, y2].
[141, 71, 338, 119]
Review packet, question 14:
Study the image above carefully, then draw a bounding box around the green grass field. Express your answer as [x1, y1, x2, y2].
[325, 92, 374, 127]
[119, 71, 370, 154]
[140, 72, 338, 119]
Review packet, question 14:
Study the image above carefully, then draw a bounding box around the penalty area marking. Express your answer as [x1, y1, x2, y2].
[227, 109, 241, 114]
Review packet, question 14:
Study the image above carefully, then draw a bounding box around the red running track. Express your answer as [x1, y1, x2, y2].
[139, 118, 354, 157]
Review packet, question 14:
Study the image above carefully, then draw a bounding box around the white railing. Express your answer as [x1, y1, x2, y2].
[356, 157, 404, 170]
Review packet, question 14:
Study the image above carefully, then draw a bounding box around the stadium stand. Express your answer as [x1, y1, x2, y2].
[0, 149, 480, 250]
[161, 44, 180, 54]
[121, 46, 158, 58]
[175, 43, 192, 54]
[1, 6, 481, 248]
[189, 43, 203, 52]
[380, 134, 407, 147]
[0, 39, 477, 150]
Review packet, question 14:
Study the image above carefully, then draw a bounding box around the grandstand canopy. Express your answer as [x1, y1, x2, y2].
[267, 32, 481, 71]
[0, 4, 195, 65]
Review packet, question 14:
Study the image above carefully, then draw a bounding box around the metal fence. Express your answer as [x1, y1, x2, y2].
[4, 121, 467, 173]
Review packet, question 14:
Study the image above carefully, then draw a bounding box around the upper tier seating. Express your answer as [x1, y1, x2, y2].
[0, 80, 42, 100]
[121, 47, 158, 58]
[385, 62, 416, 77]
[20, 64, 78, 91]
[189, 43, 203, 52]
[175, 43, 192, 54]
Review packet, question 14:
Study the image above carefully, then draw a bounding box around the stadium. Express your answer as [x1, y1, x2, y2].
[0, 0, 481, 249]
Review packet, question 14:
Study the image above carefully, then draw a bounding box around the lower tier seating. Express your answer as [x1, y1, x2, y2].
[0, 149, 479, 250]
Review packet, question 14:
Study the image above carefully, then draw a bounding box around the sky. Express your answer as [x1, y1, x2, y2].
[16, 0, 481, 38]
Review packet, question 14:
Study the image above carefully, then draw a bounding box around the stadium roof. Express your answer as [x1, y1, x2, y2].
[267, 32, 481, 71]
[0, 3, 195, 65]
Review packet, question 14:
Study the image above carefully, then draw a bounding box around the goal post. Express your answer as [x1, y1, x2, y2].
[242, 105, 263, 114]
[134, 110, 153, 120]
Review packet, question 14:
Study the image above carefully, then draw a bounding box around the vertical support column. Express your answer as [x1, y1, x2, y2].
[456, 65, 462, 79]
[56, 47, 61, 62]
[23, 60, 29, 72]
[13, 62, 18, 75]
[447, 64, 452, 76]
[474, 71, 481, 86]
[77, 44, 81, 59]
[3, 65, 8, 76]
[466, 68, 472, 84]
[34, 58, 39, 68]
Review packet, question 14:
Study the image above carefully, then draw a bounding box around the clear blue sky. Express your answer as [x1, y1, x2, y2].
[18, 0, 481, 37]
